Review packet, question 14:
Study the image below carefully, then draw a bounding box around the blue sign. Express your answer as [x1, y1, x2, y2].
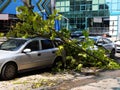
[55, 19, 60, 31]
[42, 11, 47, 20]
[0, 0, 52, 15]
[1, 0, 24, 14]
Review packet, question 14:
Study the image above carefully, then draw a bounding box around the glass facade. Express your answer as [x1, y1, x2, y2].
[56, 0, 120, 37]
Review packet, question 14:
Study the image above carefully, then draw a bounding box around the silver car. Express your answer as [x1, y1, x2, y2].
[78, 36, 116, 58]
[114, 40, 120, 52]
[0, 37, 65, 80]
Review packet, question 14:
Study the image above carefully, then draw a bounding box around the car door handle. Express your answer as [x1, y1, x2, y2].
[38, 53, 41, 56]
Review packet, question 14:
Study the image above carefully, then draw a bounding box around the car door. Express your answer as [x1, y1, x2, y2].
[39, 39, 57, 66]
[17, 40, 43, 70]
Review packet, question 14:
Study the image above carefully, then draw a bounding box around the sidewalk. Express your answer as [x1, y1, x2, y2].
[53, 70, 120, 90]
[0, 69, 119, 90]
[71, 70, 120, 90]
[71, 77, 120, 90]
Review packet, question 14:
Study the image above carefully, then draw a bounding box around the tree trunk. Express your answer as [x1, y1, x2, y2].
[22, 0, 32, 8]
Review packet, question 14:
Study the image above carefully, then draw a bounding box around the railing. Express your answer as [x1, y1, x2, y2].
[89, 27, 109, 35]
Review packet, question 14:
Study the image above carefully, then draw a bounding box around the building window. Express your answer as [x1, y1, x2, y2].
[92, 5, 99, 11]
[105, 4, 109, 9]
[92, 11, 99, 16]
[106, 0, 111, 3]
[93, 0, 98, 4]
[112, 0, 117, 3]
[61, 1, 65, 6]
[99, 4, 104, 9]
[56, 2, 60, 6]
[99, 0, 105, 4]
[112, 3, 117, 10]
[61, 7, 65, 12]
[118, 3, 120, 10]
[66, 7, 70, 12]
[80, 5, 85, 11]
[99, 10, 105, 16]
[66, 1, 70, 6]
[86, 4, 92, 11]
[56, 1, 70, 12]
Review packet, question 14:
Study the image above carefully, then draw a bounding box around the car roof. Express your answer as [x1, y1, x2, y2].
[9, 37, 62, 41]
[79, 36, 102, 39]
[79, 36, 103, 42]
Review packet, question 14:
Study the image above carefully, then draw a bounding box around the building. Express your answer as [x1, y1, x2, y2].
[0, 0, 55, 33]
[55, 0, 120, 39]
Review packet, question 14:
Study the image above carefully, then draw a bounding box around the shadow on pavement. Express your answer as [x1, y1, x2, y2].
[16, 68, 52, 78]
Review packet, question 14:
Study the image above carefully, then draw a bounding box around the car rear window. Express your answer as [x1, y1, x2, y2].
[41, 40, 54, 50]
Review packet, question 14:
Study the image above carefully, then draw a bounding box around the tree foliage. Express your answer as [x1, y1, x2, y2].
[6, 6, 120, 72]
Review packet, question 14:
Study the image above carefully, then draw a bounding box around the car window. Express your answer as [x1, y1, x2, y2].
[41, 40, 54, 50]
[53, 40, 63, 47]
[79, 37, 96, 43]
[73, 31, 82, 34]
[79, 37, 85, 42]
[97, 38, 103, 43]
[0, 39, 27, 51]
[24, 40, 39, 51]
[103, 38, 112, 44]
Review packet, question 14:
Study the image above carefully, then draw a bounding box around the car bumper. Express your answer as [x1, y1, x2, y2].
[116, 47, 120, 52]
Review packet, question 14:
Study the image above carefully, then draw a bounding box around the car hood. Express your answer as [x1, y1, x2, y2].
[0, 50, 16, 59]
[115, 41, 120, 45]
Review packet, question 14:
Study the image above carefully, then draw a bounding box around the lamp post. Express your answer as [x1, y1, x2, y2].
[61, 15, 69, 30]
[85, 17, 88, 30]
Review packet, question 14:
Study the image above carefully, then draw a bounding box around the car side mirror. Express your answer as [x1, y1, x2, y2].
[97, 42, 103, 46]
[23, 48, 31, 53]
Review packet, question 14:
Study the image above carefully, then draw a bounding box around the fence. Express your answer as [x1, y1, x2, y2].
[89, 27, 109, 36]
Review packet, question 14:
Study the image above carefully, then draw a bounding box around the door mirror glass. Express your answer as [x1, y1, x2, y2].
[23, 48, 31, 53]
[97, 42, 103, 46]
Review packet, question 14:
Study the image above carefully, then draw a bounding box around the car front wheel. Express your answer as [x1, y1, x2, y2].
[1, 63, 17, 80]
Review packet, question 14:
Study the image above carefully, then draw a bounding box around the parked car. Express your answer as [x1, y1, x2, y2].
[114, 40, 120, 52]
[78, 36, 116, 58]
[0, 37, 65, 80]
[102, 32, 111, 37]
[71, 31, 83, 38]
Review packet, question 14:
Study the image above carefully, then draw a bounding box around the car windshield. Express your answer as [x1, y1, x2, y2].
[89, 37, 97, 42]
[79, 37, 97, 42]
[0, 39, 27, 51]
[73, 31, 82, 34]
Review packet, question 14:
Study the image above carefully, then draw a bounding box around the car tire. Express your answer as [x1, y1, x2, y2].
[110, 49, 115, 59]
[1, 63, 17, 80]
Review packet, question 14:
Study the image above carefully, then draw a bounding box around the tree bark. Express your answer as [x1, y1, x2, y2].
[22, 0, 32, 8]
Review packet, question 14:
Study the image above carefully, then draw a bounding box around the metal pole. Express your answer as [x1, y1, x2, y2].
[62, 15, 69, 30]
[85, 17, 88, 30]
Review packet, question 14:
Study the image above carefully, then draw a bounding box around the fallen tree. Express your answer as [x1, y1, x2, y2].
[5, 6, 120, 72]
